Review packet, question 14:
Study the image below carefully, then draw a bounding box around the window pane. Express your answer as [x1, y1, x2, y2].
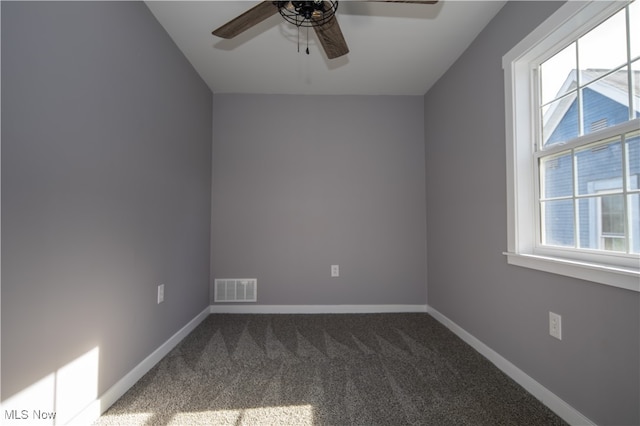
[578, 7, 627, 86]
[577, 198, 597, 249]
[542, 92, 578, 147]
[601, 194, 625, 233]
[604, 236, 626, 251]
[542, 199, 575, 247]
[582, 68, 631, 135]
[627, 131, 640, 190]
[578, 195, 626, 252]
[575, 138, 623, 195]
[630, 1, 639, 60]
[540, 152, 573, 198]
[629, 193, 640, 254]
[541, 43, 577, 105]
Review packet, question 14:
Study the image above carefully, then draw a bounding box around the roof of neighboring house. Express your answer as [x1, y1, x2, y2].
[542, 69, 640, 140]
[580, 69, 640, 96]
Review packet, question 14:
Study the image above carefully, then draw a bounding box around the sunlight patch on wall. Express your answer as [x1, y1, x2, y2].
[1, 373, 56, 424]
[55, 347, 99, 424]
[1, 347, 99, 425]
[170, 404, 314, 425]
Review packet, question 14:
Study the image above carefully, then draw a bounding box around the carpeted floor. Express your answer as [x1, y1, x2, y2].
[95, 313, 566, 426]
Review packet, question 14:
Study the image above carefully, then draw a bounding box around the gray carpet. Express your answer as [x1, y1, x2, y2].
[96, 313, 566, 425]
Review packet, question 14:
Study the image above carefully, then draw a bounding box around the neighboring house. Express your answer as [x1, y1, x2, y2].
[541, 69, 640, 252]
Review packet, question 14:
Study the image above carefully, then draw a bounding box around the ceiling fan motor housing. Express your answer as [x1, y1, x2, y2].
[275, 1, 338, 27]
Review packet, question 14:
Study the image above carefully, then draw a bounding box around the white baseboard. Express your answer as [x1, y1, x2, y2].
[68, 306, 210, 425]
[426, 305, 595, 426]
[209, 304, 428, 314]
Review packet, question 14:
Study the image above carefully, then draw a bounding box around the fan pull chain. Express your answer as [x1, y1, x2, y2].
[306, 26, 310, 55]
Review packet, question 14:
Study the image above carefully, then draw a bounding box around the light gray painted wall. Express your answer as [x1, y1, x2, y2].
[2, 0, 212, 403]
[212, 94, 426, 306]
[424, 2, 639, 425]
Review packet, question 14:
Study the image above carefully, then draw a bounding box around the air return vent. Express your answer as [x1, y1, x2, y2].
[214, 279, 257, 302]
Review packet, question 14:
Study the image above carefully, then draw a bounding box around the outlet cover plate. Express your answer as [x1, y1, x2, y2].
[549, 311, 562, 340]
[158, 284, 165, 304]
[331, 265, 339, 277]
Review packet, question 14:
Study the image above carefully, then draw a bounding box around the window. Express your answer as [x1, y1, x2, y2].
[503, 1, 639, 292]
[601, 193, 625, 251]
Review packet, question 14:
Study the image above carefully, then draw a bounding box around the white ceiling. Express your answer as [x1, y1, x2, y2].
[145, 1, 506, 95]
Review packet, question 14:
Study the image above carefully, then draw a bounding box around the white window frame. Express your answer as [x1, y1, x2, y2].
[503, 0, 639, 292]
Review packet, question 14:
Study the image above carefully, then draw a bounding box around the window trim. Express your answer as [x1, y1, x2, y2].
[503, 0, 639, 292]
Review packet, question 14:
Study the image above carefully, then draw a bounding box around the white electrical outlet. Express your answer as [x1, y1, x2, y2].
[157, 284, 165, 304]
[331, 265, 339, 277]
[549, 311, 562, 340]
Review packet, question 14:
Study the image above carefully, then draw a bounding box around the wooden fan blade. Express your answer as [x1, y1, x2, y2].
[313, 15, 349, 59]
[212, 1, 278, 39]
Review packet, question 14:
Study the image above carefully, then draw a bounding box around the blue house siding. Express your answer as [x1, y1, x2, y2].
[542, 87, 640, 251]
[546, 88, 635, 146]
[545, 97, 579, 147]
[582, 88, 637, 133]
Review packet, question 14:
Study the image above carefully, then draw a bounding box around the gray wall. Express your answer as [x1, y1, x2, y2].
[424, 2, 639, 425]
[212, 94, 426, 306]
[1, 0, 212, 407]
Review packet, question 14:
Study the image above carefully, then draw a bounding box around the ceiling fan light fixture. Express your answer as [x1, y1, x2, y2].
[276, 1, 338, 27]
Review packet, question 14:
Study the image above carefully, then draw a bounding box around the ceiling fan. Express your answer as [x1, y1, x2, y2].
[212, 1, 438, 60]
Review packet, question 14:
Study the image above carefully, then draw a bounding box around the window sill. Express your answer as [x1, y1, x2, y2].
[503, 252, 639, 292]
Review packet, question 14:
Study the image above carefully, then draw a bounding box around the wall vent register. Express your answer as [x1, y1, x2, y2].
[214, 278, 257, 302]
